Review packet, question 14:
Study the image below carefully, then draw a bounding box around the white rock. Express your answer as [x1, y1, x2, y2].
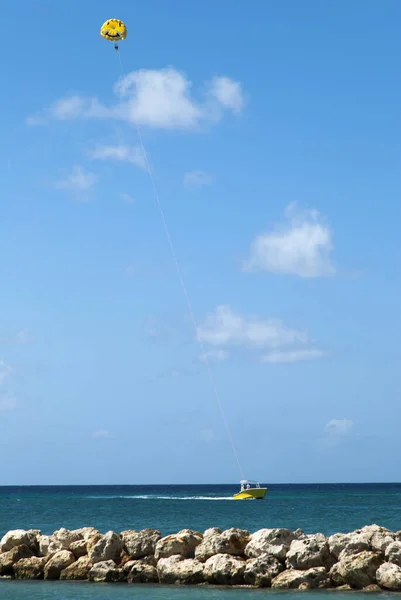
[328, 531, 370, 559]
[37, 535, 63, 557]
[88, 531, 123, 564]
[127, 560, 158, 583]
[195, 528, 249, 562]
[376, 562, 401, 590]
[13, 557, 46, 580]
[286, 533, 334, 570]
[204, 527, 222, 537]
[44, 550, 76, 580]
[371, 533, 395, 553]
[244, 554, 284, 586]
[204, 553, 245, 585]
[70, 539, 88, 558]
[155, 529, 202, 560]
[60, 556, 92, 580]
[157, 555, 204, 584]
[88, 560, 124, 583]
[73, 527, 99, 541]
[0, 530, 38, 553]
[245, 528, 296, 559]
[0, 545, 33, 575]
[330, 550, 382, 589]
[121, 529, 161, 558]
[386, 542, 401, 567]
[271, 566, 329, 589]
[53, 528, 83, 549]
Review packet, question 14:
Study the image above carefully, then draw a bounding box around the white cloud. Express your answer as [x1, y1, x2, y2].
[322, 419, 353, 447]
[0, 393, 17, 412]
[54, 165, 97, 193]
[207, 76, 244, 114]
[92, 429, 113, 439]
[27, 68, 245, 131]
[197, 305, 326, 364]
[26, 96, 108, 125]
[243, 203, 336, 278]
[120, 192, 135, 204]
[89, 144, 147, 170]
[51, 96, 93, 120]
[115, 68, 203, 129]
[0, 360, 12, 385]
[197, 305, 308, 349]
[261, 349, 327, 364]
[184, 170, 213, 189]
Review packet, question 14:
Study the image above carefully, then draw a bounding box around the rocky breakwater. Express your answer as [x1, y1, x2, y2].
[1, 525, 401, 590]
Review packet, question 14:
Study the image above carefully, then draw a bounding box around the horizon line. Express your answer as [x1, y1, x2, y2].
[0, 481, 400, 487]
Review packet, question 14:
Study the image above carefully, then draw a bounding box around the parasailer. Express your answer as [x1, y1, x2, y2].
[100, 19, 127, 51]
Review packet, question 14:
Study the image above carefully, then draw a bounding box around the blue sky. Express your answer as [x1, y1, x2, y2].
[1, 0, 400, 485]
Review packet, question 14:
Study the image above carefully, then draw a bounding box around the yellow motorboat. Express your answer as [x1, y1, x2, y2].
[233, 479, 268, 500]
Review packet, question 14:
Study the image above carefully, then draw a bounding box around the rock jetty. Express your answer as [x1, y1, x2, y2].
[1, 525, 401, 590]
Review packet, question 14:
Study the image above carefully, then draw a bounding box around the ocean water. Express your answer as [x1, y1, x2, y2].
[0, 483, 400, 599]
[0, 581, 397, 600]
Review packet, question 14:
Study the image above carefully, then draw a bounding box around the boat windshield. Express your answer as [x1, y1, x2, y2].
[240, 480, 261, 489]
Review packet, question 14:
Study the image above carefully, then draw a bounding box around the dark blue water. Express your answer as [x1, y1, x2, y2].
[1, 484, 400, 599]
[1, 484, 400, 538]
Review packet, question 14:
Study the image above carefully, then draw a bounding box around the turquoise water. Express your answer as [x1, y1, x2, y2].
[0, 581, 396, 599]
[1, 484, 400, 599]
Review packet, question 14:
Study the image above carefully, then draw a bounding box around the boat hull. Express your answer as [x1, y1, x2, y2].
[233, 487, 267, 500]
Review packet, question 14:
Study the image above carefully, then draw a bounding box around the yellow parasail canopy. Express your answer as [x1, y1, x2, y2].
[100, 19, 127, 43]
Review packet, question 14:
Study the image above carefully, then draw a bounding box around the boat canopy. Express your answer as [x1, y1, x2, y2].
[240, 479, 261, 487]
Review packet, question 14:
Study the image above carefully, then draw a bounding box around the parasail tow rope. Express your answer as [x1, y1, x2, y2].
[115, 49, 245, 481]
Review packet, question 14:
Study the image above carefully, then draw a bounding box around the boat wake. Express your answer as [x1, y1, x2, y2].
[86, 495, 234, 501]
[134, 495, 234, 501]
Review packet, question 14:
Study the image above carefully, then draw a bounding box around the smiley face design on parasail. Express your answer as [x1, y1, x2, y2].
[100, 19, 127, 43]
